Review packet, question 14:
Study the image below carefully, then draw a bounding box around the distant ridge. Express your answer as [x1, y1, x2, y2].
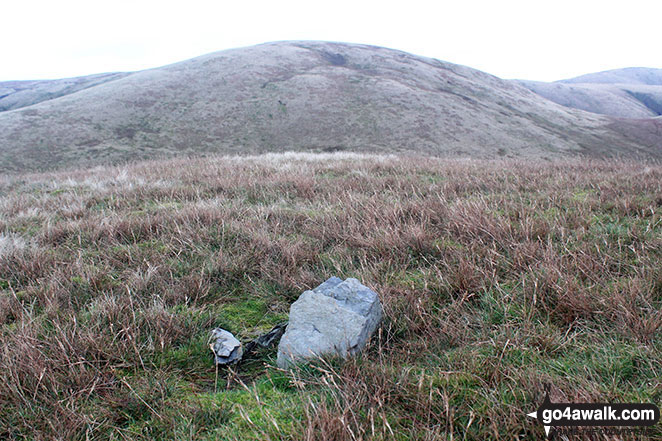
[516, 67, 662, 118]
[0, 72, 128, 112]
[559, 67, 662, 85]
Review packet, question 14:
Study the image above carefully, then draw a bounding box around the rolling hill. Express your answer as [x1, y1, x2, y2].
[0, 72, 128, 112]
[516, 68, 662, 118]
[559, 67, 662, 85]
[1, 42, 661, 172]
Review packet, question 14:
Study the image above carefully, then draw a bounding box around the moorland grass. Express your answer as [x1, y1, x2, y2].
[0, 153, 660, 440]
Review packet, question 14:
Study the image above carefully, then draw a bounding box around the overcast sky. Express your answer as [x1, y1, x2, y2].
[2, 0, 660, 82]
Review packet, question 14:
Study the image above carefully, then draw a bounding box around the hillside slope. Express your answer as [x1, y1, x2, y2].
[517, 80, 662, 118]
[0, 42, 660, 172]
[0, 72, 128, 112]
[516, 68, 662, 118]
[559, 67, 662, 85]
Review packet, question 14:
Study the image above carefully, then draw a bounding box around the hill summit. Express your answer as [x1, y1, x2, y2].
[1, 41, 660, 172]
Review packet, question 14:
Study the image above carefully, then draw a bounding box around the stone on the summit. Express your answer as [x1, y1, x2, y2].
[277, 277, 382, 368]
[209, 328, 243, 365]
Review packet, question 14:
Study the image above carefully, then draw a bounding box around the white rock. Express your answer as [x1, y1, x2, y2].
[277, 277, 382, 368]
[209, 328, 243, 365]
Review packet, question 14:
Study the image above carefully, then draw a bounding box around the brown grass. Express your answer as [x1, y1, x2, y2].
[0, 153, 660, 440]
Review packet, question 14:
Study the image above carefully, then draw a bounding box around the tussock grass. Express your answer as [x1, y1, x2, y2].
[0, 153, 660, 440]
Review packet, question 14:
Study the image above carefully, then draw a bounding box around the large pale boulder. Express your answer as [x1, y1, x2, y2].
[277, 277, 382, 368]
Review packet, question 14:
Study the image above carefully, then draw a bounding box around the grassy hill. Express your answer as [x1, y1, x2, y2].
[0, 72, 128, 112]
[517, 81, 662, 119]
[559, 67, 662, 85]
[516, 68, 662, 118]
[0, 153, 660, 440]
[1, 42, 661, 173]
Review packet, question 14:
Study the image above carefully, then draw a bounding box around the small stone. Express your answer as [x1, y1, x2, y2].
[209, 328, 243, 365]
[277, 277, 382, 368]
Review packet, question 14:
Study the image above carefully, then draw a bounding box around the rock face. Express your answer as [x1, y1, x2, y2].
[209, 328, 243, 365]
[277, 277, 382, 368]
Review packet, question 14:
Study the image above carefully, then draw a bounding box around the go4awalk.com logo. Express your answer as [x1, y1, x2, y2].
[527, 387, 660, 438]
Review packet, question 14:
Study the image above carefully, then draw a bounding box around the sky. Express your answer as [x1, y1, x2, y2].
[1, 0, 660, 82]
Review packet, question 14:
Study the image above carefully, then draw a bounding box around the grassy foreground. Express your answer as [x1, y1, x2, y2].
[0, 153, 660, 440]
